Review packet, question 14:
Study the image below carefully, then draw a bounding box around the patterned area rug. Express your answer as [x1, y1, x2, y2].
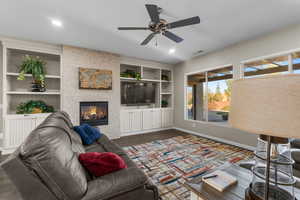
[123, 135, 253, 200]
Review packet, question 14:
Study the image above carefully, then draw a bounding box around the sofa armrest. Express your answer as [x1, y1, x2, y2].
[82, 167, 149, 200]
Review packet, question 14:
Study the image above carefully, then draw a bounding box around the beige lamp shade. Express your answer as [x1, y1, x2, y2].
[229, 74, 300, 139]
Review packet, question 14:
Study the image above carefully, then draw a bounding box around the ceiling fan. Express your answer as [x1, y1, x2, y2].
[118, 4, 200, 45]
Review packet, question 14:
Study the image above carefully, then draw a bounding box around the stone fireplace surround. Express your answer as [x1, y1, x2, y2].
[61, 46, 121, 139]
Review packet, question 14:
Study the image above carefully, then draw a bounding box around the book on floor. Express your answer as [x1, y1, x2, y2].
[202, 170, 237, 192]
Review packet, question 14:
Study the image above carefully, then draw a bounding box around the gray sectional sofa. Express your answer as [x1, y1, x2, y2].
[0, 111, 159, 200]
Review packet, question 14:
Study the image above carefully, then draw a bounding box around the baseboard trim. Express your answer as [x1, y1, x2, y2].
[173, 127, 255, 151]
[121, 127, 172, 137]
[1, 147, 16, 155]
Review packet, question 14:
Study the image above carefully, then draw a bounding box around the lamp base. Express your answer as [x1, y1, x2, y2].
[245, 183, 295, 200]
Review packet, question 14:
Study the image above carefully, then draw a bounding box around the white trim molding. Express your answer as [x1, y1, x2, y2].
[173, 127, 256, 151]
[121, 127, 172, 137]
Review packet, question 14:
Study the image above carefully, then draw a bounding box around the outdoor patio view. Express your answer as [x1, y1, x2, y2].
[187, 66, 233, 123]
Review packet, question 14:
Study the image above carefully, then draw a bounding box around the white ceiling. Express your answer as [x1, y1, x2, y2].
[1, 0, 300, 64]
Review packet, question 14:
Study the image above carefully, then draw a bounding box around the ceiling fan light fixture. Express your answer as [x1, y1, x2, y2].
[118, 4, 200, 46]
[51, 19, 63, 27]
[169, 48, 176, 54]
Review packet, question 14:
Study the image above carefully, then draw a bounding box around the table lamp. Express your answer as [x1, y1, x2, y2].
[229, 74, 300, 200]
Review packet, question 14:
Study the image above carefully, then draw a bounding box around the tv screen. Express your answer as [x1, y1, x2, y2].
[121, 82, 156, 105]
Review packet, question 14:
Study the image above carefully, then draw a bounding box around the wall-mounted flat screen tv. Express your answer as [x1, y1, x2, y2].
[121, 82, 156, 105]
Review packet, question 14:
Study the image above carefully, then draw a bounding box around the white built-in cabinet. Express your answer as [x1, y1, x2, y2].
[0, 38, 62, 154]
[4, 114, 50, 150]
[120, 63, 174, 135]
[120, 110, 143, 133]
[121, 108, 173, 135]
[161, 108, 173, 128]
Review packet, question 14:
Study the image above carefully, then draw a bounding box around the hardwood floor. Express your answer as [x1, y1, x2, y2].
[0, 129, 187, 200]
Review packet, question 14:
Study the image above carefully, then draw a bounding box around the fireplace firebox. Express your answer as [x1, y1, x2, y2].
[80, 101, 108, 126]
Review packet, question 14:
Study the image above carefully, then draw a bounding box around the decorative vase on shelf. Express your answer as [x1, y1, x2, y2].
[31, 81, 46, 92]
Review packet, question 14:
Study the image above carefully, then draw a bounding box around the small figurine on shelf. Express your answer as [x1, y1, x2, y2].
[17, 55, 46, 92]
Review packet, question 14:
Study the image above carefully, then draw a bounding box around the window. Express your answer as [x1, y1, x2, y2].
[186, 66, 233, 123]
[244, 55, 289, 78]
[292, 52, 300, 74]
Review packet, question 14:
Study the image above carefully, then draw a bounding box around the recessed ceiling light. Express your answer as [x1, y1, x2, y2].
[169, 48, 176, 54]
[51, 19, 63, 27]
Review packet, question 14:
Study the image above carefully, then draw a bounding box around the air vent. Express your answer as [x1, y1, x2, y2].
[192, 50, 204, 57]
[196, 50, 204, 54]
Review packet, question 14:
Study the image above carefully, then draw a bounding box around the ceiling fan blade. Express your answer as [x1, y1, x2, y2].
[141, 33, 156, 45]
[163, 31, 183, 43]
[118, 27, 149, 30]
[145, 4, 160, 23]
[167, 16, 200, 29]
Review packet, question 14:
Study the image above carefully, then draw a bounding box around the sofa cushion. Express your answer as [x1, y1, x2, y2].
[20, 114, 88, 200]
[95, 135, 126, 156]
[85, 142, 106, 153]
[82, 167, 149, 200]
[47, 112, 85, 153]
[46, 111, 74, 128]
[79, 152, 127, 177]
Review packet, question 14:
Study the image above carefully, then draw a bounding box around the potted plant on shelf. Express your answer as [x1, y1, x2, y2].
[161, 100, 169, 108]
[161, 74, 169, 81]
[120, 70, 141, 80]
[17, 55, 46, 92]
[16, 100, 54, 114]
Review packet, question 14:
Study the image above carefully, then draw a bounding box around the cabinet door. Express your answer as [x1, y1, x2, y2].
[4, 115, 36, 148]
[130, 111, 142, 132]
[120, 111, 131, 133]
[142, 110, 153, 130]
[152, 109, 162, 129]
[162, 109, 174, 128]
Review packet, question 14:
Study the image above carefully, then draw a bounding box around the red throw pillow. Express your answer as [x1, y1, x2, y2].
[79, 152, 127, 177]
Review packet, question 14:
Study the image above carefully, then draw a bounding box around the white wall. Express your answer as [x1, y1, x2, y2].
[174, 24, 300, 148]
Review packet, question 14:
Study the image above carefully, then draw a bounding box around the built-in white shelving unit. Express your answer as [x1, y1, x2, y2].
[120, 63, 174, 136]
[0, 38, 62, 154]
[120, 64, 173, 108]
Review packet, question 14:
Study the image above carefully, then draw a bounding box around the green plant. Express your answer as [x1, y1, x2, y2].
[161, 100, 168, 107]
[16, 100, 54, 114]
[17, 55, 46, 84]
[161, 74, 169, 81]
[120, 70, 141, 80]
[135, 73, 141, 80]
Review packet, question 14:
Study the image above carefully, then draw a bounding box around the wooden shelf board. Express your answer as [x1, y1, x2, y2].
[6, 91, 60, 95]
[6, 72, 61, 79]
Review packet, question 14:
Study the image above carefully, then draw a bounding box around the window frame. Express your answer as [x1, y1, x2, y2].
[184, 64, 233, 127]
[240, 49, 300, 78]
